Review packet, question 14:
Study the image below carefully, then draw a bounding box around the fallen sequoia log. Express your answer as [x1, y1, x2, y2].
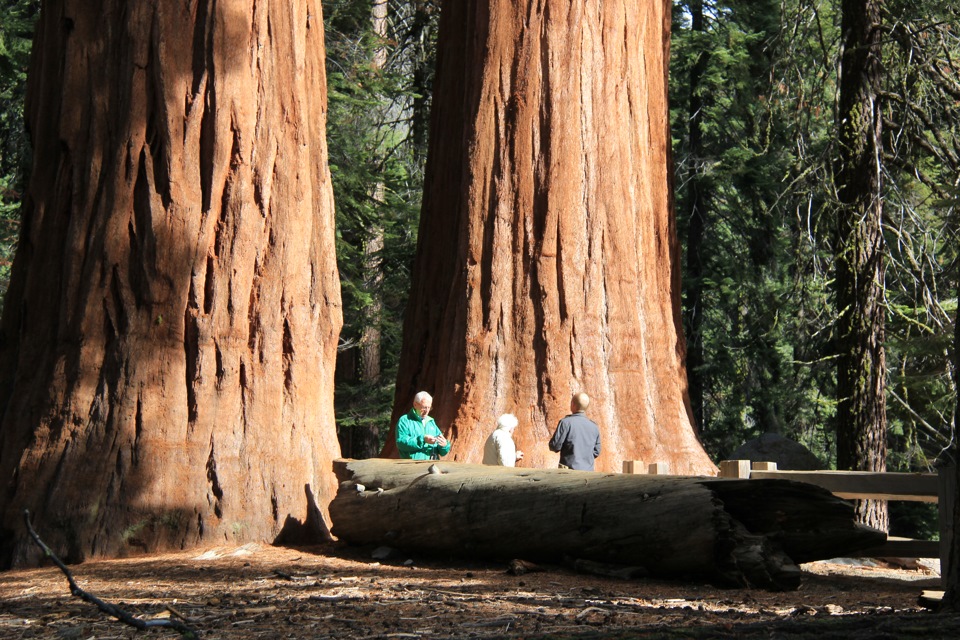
[329, 459, 885, 590]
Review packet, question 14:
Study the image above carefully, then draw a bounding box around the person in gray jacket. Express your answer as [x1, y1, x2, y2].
[548, 392, 601, 470]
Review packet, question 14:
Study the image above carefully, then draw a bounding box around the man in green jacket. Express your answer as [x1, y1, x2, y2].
[396, 391, 451, 460]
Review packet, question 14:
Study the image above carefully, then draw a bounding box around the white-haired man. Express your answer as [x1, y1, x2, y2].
[395, 391, 451, 460]
[482, 413, 524, 466]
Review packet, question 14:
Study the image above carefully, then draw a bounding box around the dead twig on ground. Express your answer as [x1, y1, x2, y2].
[22, 509, 200, 638]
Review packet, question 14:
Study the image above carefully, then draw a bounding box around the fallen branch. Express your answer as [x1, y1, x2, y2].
[23, 509, 200, 638]
[309, 594, 367, 603]
[461, 615, 519, 628]
[576, 606, 610, 620]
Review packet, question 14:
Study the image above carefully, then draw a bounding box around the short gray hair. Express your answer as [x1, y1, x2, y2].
[572, 392, 590, 411]
[413, 391, 433, 405]
[496, 413, 519, 431]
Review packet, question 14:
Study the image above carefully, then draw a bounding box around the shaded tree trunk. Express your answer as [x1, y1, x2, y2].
[940, 252, 960, 609]
[944, 279, 960, 609]
[383, 0, 714, 475]
[834, 0, 887, 531]
[0, 0, 342, 567]
[944, 300, 960, 612]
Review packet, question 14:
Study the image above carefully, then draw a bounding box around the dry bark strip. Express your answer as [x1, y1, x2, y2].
[330, 459, 885, 591]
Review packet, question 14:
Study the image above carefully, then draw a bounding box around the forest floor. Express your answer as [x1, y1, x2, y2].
[0, 541, 955, 640]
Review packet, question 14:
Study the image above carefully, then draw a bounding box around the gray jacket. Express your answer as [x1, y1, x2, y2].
[548, 412, 601, 470]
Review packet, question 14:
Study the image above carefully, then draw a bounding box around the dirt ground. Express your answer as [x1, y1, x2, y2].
[0, 542, 955, 639]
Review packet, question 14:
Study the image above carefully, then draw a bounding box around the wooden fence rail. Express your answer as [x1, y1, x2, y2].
[623, 459, 955, 585]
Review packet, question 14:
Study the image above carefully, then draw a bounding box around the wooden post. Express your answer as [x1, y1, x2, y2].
[622, 460, 646, 474]
[939, 465, 955, 588]
[719, 460, 751, 479]
[648, 462, 670, 475]
[752, 461, 778, 471]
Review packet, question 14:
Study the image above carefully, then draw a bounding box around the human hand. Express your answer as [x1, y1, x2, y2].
[435, 434, 448, 447]
[424, 434, 437, 444]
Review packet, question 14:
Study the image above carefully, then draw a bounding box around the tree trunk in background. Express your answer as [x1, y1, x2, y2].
[943, 280, 960, 609]
[383, 0, 715, 475]
[409, 0, 438, 168]
[360, 217, 383, 384]
[683, 0, 708, 434]
[0, 0, 342, 567]
[834, 0, 887, 531]
[359, 0, 388, 385]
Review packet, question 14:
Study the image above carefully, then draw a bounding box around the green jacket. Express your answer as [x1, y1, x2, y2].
[396, 409, 451, 460]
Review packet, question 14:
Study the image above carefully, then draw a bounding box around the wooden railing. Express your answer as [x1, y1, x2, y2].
[623, 459, 955, 583]
[717, 460, 953, 565]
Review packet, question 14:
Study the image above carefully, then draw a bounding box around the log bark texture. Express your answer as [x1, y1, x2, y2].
[0, 0, 342, 567]
[385, 0, 713, 476]
[330, 459, 885, 590]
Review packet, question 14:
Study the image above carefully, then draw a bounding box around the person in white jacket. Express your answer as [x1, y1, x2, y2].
[482, 413, 524, 466]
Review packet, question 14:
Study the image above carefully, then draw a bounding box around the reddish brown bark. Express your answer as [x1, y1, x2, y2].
[0, 0, 342, 567]
[384, 0, 714, 475]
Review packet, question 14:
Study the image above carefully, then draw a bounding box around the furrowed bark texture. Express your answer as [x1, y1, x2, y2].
[330, 459, 885, 590]
[385, 0, 714, 475]
[0, 0, 342, 567]
[835, 0, 887, 532]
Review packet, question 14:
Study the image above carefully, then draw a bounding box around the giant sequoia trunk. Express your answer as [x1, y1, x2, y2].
[0, 0, 342, 567]
[330, 459, 885, 590]
[384, 0, 714, 475]
[834, 0, 887, 532]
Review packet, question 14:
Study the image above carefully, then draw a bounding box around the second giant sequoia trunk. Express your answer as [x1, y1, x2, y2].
[0, 0, 342, 567]
[385, 0, 714, 475]
[331, 459, 885, 590]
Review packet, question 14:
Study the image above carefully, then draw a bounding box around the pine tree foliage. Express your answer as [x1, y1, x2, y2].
[671, 0, 840, 462]
[0, 0, 38, 305]
[880, 0, 960, 471]
[671, 0, 959, 487]
[323, 0, 438, 447]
